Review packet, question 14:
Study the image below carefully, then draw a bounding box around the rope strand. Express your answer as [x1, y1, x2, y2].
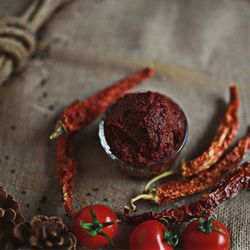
[0, 0, 73, 85]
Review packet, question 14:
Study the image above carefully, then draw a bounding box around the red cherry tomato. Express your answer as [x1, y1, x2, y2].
[72, 204, 119, 248]
[182, 218, 230, 250]
[129, 220, 178, 250]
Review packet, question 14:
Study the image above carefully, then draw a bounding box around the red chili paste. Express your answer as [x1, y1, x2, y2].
[104, 91, 186, 166]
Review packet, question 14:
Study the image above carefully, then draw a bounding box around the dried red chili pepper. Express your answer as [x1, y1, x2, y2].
[56, 134, 77, 215]
[182, 85, 239, 176]
[54, 67, 154, 214]
[130, 131, 250, 210]
[50, 67, 155, 139]
[144, 85, 239, 190]
[125, 161, 250, 224]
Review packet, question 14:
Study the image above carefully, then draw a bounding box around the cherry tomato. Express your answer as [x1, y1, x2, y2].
[129, 220, 178, 250]
[72, 204, 119, 248]
[182, 218, 230, 250]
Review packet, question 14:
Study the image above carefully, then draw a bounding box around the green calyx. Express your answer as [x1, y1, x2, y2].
[80, 208, 120, 243]
[198, 217, 225, 234]
[163, 230, 179, 247]
[158, 218, 179, 247]
[159, 218, 170, 226]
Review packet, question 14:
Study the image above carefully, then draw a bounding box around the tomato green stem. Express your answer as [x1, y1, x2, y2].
[159, 218, 169, 226]
[80, 208, 120, 244]
[163, 230, 179, 247]
[198, 217, 225, 234]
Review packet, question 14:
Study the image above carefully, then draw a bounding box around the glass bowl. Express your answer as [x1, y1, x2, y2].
[98, 101, 188, 179]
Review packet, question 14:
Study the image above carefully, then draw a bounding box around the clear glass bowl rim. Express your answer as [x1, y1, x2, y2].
[98, 95, 189, 167]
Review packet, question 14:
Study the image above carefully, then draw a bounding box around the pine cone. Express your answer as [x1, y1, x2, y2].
[14, 215, 77, 250]
[0, 186, 24, 249]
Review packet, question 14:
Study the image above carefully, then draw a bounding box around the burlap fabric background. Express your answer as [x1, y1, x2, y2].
[0, 0, 249, 249]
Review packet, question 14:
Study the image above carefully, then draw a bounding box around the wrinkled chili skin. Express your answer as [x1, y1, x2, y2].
[181, 85, 239, 177]
[60, 67, 154, 134]
[104, 91, 186, 165]
[156, 133, 250, 204]
[143, 85, 240, 191]
[56, 135, 77, 215]
[55, 68, 155, 214]
[125, 161, 250, 224]
[155, 161, 250, 223]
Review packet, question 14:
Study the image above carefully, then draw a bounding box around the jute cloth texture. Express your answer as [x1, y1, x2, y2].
[0, 0, 249, 249]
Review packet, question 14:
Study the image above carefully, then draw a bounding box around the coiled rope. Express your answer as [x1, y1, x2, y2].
[0, 0, 73, 85]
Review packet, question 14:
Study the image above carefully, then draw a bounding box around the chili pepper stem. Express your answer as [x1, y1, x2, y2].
[50, 124, 66, 140]
[130, 189, 159, 211]
[144, 170, 177, 191]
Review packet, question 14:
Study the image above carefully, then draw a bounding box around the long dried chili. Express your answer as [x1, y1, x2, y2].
[182, 85, 239, 176]
[56, 135, 77, 215]
[144, 85, 239, 190]
[125, 161, 250, 224]
[130, 131, 250, 210]
[50, 67, 155, 139]
[54, 67, 155, 214]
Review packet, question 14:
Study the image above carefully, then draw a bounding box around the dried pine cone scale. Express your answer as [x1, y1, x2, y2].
[14, 215, 76, 250]
[0, 186, 24, 249]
